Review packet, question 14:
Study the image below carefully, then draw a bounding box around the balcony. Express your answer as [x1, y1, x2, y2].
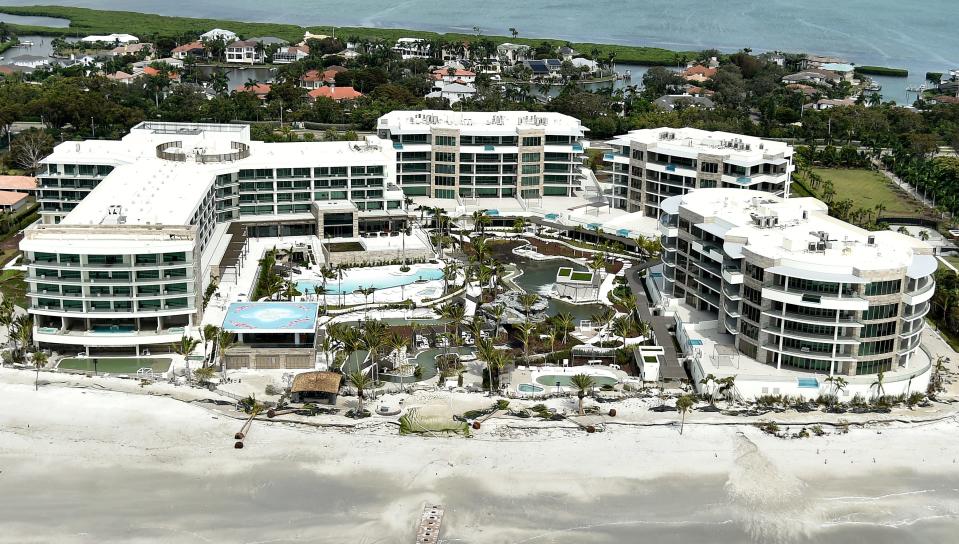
[763, 309, 863, 327]
[763, 324, 859, 344]
[771, 344, 856, 361]
[903, 279, 935, 305]
[722, 266, 744, 284]
[762, 286, 868, 311]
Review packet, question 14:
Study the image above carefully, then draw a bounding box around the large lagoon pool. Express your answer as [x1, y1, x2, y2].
[297, 266, 444, 295]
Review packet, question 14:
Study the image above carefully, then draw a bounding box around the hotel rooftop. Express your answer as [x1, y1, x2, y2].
[377, 110, 588, 136]
[607, 127, 792, 164]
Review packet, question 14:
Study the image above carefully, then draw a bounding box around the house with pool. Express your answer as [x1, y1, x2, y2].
[218, 301, 320, 370]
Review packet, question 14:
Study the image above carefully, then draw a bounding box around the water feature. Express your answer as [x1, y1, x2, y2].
[296, 266, 443, 295]
[0, 13, 70, 27]
[511, 256, 605, 323]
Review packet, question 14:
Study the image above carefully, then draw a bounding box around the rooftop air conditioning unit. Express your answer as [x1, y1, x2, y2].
[867, 235, 876, 245]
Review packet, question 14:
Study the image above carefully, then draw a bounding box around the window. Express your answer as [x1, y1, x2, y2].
[434, 152, 456, 162]
[521, 152, 541, 162]
[864, 280, 901, 297]
[521, 136, 542, 147]
[521, 176, 539, 186]
[856, 359, 892, 374]
[435, 135, 457, 147]
[861, 321, 897, 338]
[859, 339, 895, 356]
[435, 164, 456, 174]
[701, 162, 719, 173]
[521, 164, 540, 175]
[862, 303, 898, 321]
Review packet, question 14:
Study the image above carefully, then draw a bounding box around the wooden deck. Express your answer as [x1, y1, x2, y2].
[414, 504, 444, 543]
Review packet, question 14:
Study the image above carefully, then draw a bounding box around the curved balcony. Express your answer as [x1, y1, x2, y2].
[157, 141, 251, 163]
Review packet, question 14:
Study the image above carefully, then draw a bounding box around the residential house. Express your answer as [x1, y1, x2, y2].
[201, 28, 238, 42]
[171, 41, 206, 60]
[111, 43, 152, 58]
[803, 98, 856, 111]
[927, 95, 959, 106]
[0, 66, 13, 77]
[426, 81, 476, 104]
[10, 55, 50, 69]
[800, 54, 846, 70]
[785, 83, 819, 98]
[497, 43, 531, 65]
[249, 37, 288, 47]
[432, 67, 476, 84]
[653, 94, 715, 112]
[104, 70, 136, 84]
[782, 69, 841, 86]
[393, 37, 432, 59]
[236, 83, 272, 99]
[819, 63, 856, 83]
[523, 59, 563, 78]
[141, 66, 181, 83]
[299, 65, 347, 89]
[557, 45, 577, 61]
[682, 64, 717, 83]
[307, 86, 363, 102]
[81, 33, 139, 45]
[226, 40, 263, 64]
[272, 45, 309, 64]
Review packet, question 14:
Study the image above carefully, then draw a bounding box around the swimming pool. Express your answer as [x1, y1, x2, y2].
[297, 267, 444, 295]
[689, 339, 704, 346]
[535, 374, 619, 387]
[518, 383, 544, 393]
[57, 357, 172, 374]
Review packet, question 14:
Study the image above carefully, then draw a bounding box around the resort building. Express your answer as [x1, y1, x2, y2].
[23, 122, 404, 356]
[603, 128, 793, 217]
[654, 188, 935, 397]
[376, 110, 588, 199]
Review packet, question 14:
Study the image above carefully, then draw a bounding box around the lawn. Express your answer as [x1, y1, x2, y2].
[805, 168, 928, 218]
[57, 357, 173, 374]
[0, 269, 27, 308]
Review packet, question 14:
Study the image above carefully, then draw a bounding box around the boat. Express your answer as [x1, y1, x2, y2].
[865, 83, 882, 92]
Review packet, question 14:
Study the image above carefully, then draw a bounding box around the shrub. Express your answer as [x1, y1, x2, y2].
[837, 419, 850, 434]
[810, 424, 825, 436]
[758, 421, 780, 435]
[496, 399, 510, 410]
[907, 392, 924, 408]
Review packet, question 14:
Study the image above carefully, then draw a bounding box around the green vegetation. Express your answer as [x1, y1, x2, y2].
[927, 72, 943, 83]
[399, 408, 471, 436]
[853, 66, 908, 77]
[0, 5, 694, 65]
[57, 357, 172, 373]
[325, 242, 365, 252]
[0, 269, 27, 307]
[569, 271, 594, 281]
[806, 167, 926, 217]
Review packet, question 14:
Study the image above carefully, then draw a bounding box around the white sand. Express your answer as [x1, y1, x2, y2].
[3, 367, 959, 542]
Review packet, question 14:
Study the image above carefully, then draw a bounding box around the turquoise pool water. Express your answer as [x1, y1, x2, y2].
[689, 339, 704, 346]
[536, 374, 619, 387]
[797, 377, 820, 388]
[518, 383, 544, 393]
[297, 267, 444, 295]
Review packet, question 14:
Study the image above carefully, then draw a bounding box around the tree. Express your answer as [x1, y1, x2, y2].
[10, 129, 54, 175]
[718, 375, 738, 407]
[193, 365, 216, 386]
[554, 312, 575, 344]
[347, 369, 372, 414]
[612, 315, 633, 349]
[870, 370, 886, 399]
[676, 394, 695, 435]
[570, 373, 595, 415]
[32, 351, 47, 391]
[517, 320, 536, 361]
[173, 335, 199, 357]
[824, 375, 848, 407]
[699, 373, 718, 405]
[518, 292, 539, 318]
[509, 27, 518, 39]
[216, 330, 235, 371]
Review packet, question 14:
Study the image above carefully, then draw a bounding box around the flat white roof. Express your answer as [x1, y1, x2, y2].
[607, 127, 792, 162]
[43, 123, 394, 226]
[663, 189, 932, 273]
[377, 110, 587, 137]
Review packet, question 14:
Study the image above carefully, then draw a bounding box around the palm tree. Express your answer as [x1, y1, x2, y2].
[244, 78, 260, 91]
[509, 27, 519, 39]
[870, 370, 886, 399]
[489, 304, 506, 339]
[612, 315, 633, 349]
[518, 292, 540, 318]
[32, 351, 48, 391]
[590, 253, 606, 276]
[591, 307, 616, 342]
[546, 325, 559, 354]
[201, 324, 218, 364]
[173, 336, 200, 358]
[554, 312, 575, 344]
[676, 394, 695, 435]
[346, 369, 372, 414]
[824, 375, 848, 407]
[932, 356, 948, 392]
[362, 320, 387, 377]
[718, 375, 738, 407]
[442, 262, 459, 294]
[570, 373, 595, 415]
[517, 320, 536, 361]
[385, 332, 408, 370]
[216, 330, 235, 371]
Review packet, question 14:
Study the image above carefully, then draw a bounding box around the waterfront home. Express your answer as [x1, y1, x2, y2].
[140, 66, 181, 83]
[307, 86, 363, 102]
[785, 83, 819, 98]
[800, 54, 847, 70]
[299, 66, 347, 89]
[927, 95, 959, 106]
[0, 66, 13, 77]
[804, 98, 856, 111]
[201, 28, 237, 42]
[9, 55, 50, 69]
[272, 45, 310, 64]
[236, 82, 272, 99]
[819, 62, 856, 83]
[682, 64, 717, 83]
[171, 41, 207, 60]
[393, 37, 431, 59]
[523, 58, 563, 78]
[433, 67, 476, 84]
[782, 69, 841, 86]
[653, 94, 715, 112]
[249, 36, 287, 47]
[81, 33, 139, 45]
[558, 45, 577, 61]
[226, 40, 264, 64]
[110, 43, 152, 58]
[426, 82, 477, 104]
[497, 43, 531, 65]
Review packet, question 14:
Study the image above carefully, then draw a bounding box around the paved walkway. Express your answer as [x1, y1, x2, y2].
[626, 262, 685, 380]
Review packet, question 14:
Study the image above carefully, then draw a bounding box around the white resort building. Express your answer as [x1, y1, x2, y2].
[603, 128, 794, 217]
[653, 188, 935, 399]
[376, 110, 589, 200]
[23, 122, 408, 356]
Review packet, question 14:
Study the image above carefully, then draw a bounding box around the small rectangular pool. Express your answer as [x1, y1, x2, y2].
[58, 357, 172, 374]
[797, 377, 820, 388]
[689, 339, 704, 346]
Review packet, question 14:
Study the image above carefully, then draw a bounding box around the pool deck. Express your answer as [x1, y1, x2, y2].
[508, 364, 628, 397]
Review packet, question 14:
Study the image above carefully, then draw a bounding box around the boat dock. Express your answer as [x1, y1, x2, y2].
[414, 504, 444, 543]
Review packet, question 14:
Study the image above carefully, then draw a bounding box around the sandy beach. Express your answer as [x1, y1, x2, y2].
[2, 367, 959, 543]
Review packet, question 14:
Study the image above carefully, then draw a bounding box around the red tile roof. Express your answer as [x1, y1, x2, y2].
[172, 41, 204, 53]
[432, 68, 475, 80]
[0, 176, 37, 191]
[0, 191, 28, 206]
[142, 66, 180, 80]
[683, 65, 717, 78]
[236, 83, 272, 96]
[0, 66, 13, 76]
[308, 86, 363, 101]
